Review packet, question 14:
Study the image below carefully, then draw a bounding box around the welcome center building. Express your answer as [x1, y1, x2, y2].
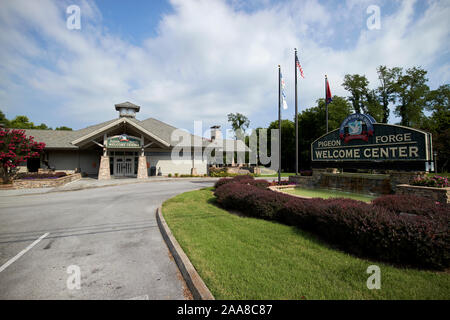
[22, 102, 247, 179]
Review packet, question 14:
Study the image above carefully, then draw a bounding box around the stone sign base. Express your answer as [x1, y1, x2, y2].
[288, 170, 425, 196]
[396, 184, 450, 203]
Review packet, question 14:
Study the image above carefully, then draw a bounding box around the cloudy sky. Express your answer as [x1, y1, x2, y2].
[0, 0, 449, 136]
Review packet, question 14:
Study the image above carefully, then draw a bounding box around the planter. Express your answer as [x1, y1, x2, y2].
[396, 184, 450, 203]
[12, 173, 82, 189]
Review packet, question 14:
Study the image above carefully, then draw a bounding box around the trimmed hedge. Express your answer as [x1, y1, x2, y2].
[215, 182, 291, 219]
[372, 194, 450, 217]
[214, 175, 262, 190]
[214, 184, 450, 270]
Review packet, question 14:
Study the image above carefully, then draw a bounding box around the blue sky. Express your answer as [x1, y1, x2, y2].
[0, 0, 449, 137]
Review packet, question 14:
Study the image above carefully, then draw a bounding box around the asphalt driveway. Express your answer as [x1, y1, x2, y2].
[0, 180, 214, 299]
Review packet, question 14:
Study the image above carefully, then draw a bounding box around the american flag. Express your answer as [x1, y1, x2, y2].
[295, 55, 305, 78]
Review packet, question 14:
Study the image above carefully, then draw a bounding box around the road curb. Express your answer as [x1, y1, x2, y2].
[156, 206, 215, 300]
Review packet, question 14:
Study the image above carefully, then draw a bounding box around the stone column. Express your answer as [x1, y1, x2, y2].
[137, 156, 148, 179]
[98, 156, 111, 180]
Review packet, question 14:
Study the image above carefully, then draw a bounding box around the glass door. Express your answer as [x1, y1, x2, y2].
[114, 157, 124, 176]
[113, 155, 136, 177]
[123, 157, 134, 176]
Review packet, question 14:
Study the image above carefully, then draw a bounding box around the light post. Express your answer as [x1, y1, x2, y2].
[434, 151, 438, 173]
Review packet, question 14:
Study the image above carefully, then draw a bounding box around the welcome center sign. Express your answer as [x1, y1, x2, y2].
[311, 114, 433, 170]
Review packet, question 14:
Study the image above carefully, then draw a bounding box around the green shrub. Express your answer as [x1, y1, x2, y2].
[168, 173, 172, 177]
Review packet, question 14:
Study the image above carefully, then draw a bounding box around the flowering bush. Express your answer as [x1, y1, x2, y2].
[411, 175, 449, 188]
[214, 184, 450, 270]
[0, 129, 45, 183]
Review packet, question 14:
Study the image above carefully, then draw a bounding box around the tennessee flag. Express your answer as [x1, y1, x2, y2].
[326, 76, 332, 103]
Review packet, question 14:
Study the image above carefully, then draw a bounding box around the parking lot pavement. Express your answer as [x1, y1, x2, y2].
[0, 180, 214, 299]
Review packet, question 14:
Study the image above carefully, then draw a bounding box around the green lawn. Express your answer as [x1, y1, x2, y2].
[260, 172, 296, 177]
[162, 188, 449, 299]
[282, 187, 376, 202]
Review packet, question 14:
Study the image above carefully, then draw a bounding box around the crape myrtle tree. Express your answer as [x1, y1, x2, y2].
[0, 129, 45, 183]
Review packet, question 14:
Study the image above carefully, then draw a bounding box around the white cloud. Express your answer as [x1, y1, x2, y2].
[0, 0, 448, 131]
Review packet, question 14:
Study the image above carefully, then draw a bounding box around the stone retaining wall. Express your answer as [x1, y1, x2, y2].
[13, 173, 82, 189]
[288, 170, 424, 196]
[396, 184, 450, 203]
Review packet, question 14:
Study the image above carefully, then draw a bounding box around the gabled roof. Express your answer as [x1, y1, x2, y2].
[22, 116, 249, 151]
[21, 129, 79, 149]
[71, 117, 170, 147]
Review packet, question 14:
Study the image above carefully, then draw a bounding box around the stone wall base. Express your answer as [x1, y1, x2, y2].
[137, 156, 148, 179]
[288, 171, 425, 196]
[98, 156, 111, 180]
[396, 184, 450, 203]
[13, 173, 82, 189]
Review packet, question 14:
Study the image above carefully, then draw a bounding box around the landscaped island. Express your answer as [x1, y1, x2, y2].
[280, 187, 375, 202]
[162, 176, 449, 299]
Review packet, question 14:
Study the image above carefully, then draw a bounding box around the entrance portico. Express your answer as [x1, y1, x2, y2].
[71, 102, 171, 180]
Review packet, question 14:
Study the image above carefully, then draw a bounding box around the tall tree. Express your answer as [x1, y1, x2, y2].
[268, 119, 295, 172]
[7, 115, 52, 130]
[376, 65, 402, 123]
[1, 110, 71, 130]
[55, 126, 73, 131]
[8, 115, 35, 129]
[227, 113, 250, 138]
[297, 96, 351, 169]
[0, 110, 9, 127]
[365, 89, 384, 122]
[421, 84, 450, 172]
[394, 67, 429, 127]
[342, 74, 370, 114]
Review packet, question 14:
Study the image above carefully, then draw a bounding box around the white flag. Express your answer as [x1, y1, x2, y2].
[281, 71, 288, 109]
